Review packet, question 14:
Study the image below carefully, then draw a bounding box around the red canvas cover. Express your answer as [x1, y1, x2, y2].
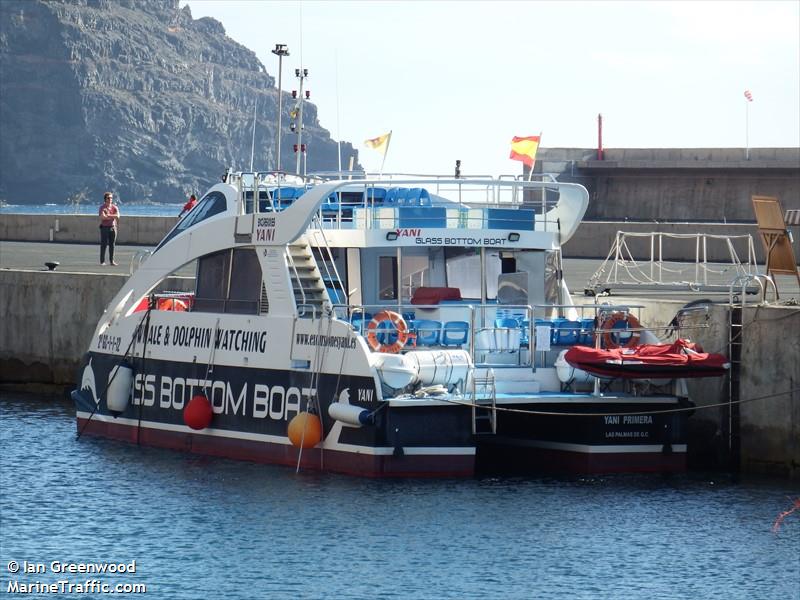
[410, 287, 462, 305]
[564, 339, 729, 379]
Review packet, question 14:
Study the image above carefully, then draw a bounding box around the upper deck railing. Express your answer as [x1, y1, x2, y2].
[226, 172, 583, 236]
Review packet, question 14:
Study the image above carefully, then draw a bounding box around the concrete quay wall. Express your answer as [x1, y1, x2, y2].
[583, 296, 800, 478]
[0, 214, 780, 263]
[536, 147, 800, 222]
[1, 269, 797, 477]
[0, 214, 176, 246]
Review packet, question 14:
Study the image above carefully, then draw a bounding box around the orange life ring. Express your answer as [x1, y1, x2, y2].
[157, 297, 188, 312]
[366, 310, 409, 353]
[601, 312, 641, 348]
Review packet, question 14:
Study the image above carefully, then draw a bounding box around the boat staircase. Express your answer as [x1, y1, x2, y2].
[286, 236, 328, 318]
[471, 368, 497, 434]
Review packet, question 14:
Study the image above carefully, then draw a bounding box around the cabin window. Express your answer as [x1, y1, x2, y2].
[193, 248, 261, 314]
[154, 191, 228, 252]
[227, 249, 261, 314]
[445, 248, 499, 300]
[378, 256, 397, 300]
[400, 255, 429, 302]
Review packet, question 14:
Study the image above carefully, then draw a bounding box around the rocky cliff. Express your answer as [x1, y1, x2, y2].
[0, 0, 357, 205]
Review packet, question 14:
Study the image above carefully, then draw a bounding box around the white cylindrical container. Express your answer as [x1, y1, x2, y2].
[328, 402, 372, 427]
[555, 349, 594, 384]
[371, 353, 418, 389]
[404, 350, 472, 387]
[106, 362, 133, 414]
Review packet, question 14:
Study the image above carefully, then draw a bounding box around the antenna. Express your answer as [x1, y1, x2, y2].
[249, 97, 257, 171]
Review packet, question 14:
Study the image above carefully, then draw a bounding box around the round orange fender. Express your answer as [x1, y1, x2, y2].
[366, 310, 409, 354]
[602, 312, 642, 349]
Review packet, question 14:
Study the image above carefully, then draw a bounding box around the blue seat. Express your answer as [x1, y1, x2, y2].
[375, 319, 399, 344]
[384, 188, 398, 205]
[553, 318, 581, 345]
[578, 317, 596, 344]
[351, 313, 373, 334]
[414, 319, 441, 346]
[366, 187, 387, 203]
[519, 319, 530, 347]
[495, 317, 520, 329]
[441, 321, 469, 347]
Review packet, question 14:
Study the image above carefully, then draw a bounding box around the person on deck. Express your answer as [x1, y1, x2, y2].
[179, 194, 197, 218]
[99, 191, 120, 266]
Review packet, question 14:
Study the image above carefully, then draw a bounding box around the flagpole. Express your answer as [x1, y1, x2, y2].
[527, 131, 542, 182]
[745, 99, 750, 161]
[335, 50, 342, 174]
[379, 130, 392, 176]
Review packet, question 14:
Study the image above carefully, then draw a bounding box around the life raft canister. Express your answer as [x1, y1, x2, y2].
[366, 310, 410, 354]
[601, 312, 642, 349]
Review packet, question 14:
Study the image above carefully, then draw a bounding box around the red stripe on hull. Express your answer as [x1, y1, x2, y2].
[76, 418, 474, 478]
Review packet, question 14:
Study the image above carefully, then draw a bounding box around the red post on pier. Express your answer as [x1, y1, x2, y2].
[597, 113, 604, 160]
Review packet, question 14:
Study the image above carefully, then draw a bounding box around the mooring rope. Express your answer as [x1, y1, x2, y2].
[436, 386, 800, 418]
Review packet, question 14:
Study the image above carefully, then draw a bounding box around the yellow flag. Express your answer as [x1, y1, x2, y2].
[365, 131, 391, 155]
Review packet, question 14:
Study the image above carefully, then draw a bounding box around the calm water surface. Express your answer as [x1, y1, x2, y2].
[1, 392, 798, 599]
[0, 204, 182, 217]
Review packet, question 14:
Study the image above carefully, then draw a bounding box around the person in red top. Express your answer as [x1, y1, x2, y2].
[179, 194, 197, 218]
[98, 191, 120, 266]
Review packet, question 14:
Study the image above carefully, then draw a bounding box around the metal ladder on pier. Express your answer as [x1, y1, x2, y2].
[725, 274, 775, 470]
[471, 369, 497, 435]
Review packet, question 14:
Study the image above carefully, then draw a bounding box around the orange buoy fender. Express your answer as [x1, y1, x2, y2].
[288, 412, 323, 448]
[184, 394, 213, 430]
[366, 310, 409, 353]
[601, 312, 642, 349]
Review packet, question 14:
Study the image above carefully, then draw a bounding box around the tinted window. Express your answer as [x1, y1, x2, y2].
[193, 250, 229, 313]
[193, 248, 261, 315]
[155, 191, 228, 252]
[227, 249, 261, 314]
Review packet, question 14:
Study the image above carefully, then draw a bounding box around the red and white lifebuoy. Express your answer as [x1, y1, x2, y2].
[601, 312, 641, 349]
[366, 310, 410, 354]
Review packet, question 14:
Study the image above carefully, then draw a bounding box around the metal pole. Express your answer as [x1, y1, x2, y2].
[745, 100, 750, 160]
[271, 44, 290, 172]
[249, 97, 257, 171]
[295, 69, 307, 176]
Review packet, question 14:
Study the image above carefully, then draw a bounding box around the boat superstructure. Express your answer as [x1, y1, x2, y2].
[72, 172, 719, 476]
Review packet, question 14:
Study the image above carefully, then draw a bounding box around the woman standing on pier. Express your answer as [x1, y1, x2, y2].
[98, 192, 120, 266]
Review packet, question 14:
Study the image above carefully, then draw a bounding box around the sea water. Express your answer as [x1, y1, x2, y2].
[1, 392, 798, 599]
[0, 204, 182, 217]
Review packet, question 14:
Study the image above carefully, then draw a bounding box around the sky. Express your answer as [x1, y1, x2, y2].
[182, 0, 800, 177]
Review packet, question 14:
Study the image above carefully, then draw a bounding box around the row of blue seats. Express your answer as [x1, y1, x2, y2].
[351, 315, 469, 348]
[348, 314, 601, 349]
[495, 317, 598, 346]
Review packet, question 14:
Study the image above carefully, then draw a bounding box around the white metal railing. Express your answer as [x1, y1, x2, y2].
[228, 172, 566, 232]
[588, 231, 761, 293]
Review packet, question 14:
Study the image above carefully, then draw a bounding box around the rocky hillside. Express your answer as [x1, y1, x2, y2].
[0, 0, 356, 205]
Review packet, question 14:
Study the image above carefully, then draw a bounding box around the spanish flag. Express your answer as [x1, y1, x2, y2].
[509, 135, 541, 168]
[365, 131, 392, 156]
